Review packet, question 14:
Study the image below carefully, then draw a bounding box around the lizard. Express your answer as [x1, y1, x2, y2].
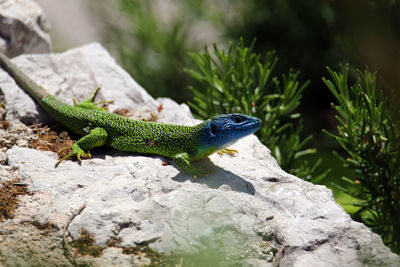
[0, 52, 261, 177]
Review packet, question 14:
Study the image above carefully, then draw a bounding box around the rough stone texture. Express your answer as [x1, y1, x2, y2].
[0, 220, 147, 266]
[0, 42, 159, 124]
[1, 44, 399, 266]
[0, 0, 51, 56]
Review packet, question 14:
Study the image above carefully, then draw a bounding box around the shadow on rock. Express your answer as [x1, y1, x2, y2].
[93, 149, 255, 195]
[171, 158, 256, 195]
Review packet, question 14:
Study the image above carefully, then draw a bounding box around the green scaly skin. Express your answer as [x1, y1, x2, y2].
[0, 52, 261, 177]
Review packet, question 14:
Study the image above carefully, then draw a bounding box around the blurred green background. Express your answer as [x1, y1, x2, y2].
[36, 0, 399, 253]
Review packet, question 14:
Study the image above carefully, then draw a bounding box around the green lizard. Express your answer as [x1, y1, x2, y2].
[0, 52, 261, 177]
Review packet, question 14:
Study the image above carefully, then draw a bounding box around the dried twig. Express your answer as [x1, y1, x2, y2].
[273, 230, 286, 267]
[63, 204, 86, 266]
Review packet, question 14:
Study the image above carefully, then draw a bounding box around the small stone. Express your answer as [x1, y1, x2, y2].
[16, 139, 29, 147]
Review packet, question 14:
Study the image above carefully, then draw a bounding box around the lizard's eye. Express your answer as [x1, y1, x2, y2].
[210, 124, 217, 134]
[233, 116, 243, 123]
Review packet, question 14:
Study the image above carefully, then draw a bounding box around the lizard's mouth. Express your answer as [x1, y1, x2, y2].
[238, 118, 261, 131]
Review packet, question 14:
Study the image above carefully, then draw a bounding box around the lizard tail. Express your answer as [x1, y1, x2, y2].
[0, 52, 49, 105]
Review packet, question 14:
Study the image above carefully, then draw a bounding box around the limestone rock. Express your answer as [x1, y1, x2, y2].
[0, 42, 159, 124]
[1, 44, 399, 266]
[0, 0, 51, 56]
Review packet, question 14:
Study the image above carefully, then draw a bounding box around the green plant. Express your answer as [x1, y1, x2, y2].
[98, 0, 193, 102]
[97, 0, 248, 103]
[185, 39, 328, 182]
[323, 65, 400, 253]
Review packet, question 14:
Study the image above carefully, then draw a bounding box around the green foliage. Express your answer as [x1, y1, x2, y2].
[97, 0, 250, 103]
[323, 65, 400, 253]
[99, 0, 193, 102]
[186, 39, 328, 182]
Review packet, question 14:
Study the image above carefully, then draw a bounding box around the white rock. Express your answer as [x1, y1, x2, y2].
[0, 0, 51, 56]
[2, 44, 400, 266]
[0, 42, 159, 124]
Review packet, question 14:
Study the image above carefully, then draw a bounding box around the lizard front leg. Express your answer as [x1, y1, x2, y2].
[56, 127, 108, 166]
[73, 86, 113, 111]
[173, 152, 210, 179]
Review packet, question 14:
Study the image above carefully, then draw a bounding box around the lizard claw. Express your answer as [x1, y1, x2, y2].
[217, 148, 238, 157]
[192, 168, 214, 179]
[55, 144, 91, 167]
[94, 100, 114, 110]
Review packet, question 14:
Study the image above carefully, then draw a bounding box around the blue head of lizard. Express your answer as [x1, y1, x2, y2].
[197, 113, 261, 155]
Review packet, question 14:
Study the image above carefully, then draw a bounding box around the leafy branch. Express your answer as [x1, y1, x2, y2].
[186, 39, 328, 182]
[323, 65, 400, 252]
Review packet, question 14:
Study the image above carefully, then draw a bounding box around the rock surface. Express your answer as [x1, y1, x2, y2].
[0, 0, 51, 56]
[1, 43, 159, 124]
[1, 44, 399, 266]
